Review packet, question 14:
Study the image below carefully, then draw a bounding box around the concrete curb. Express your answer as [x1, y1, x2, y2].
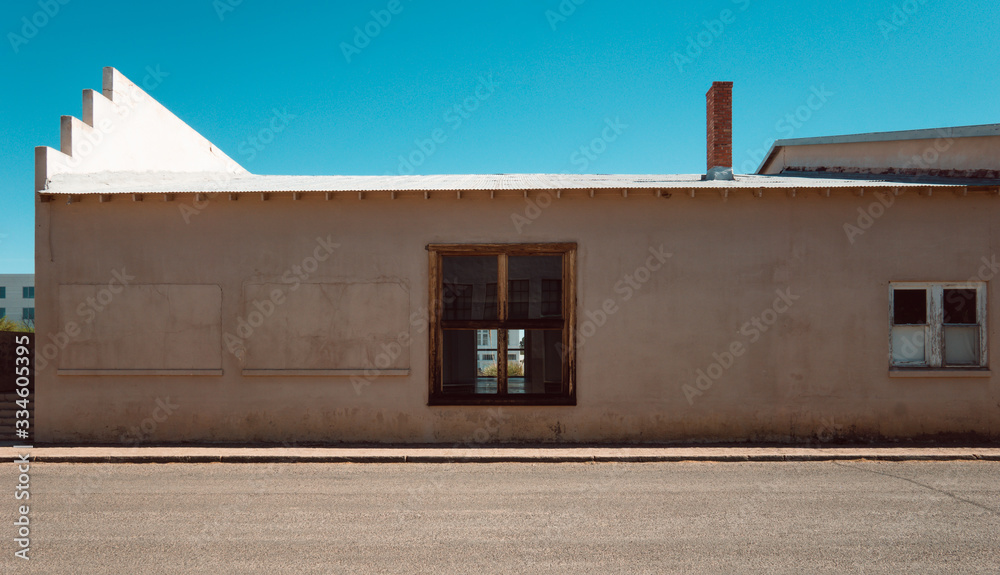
[3, 447, 999, 464]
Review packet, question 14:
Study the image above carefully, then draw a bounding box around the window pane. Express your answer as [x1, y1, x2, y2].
[893, 289, 926, 325]
[891, 325, 926, 365]
[508, 256, 563, 319]
[442, 256, 498, 321]
[943, 289, 976, 324]
[509, 279, 529, 319]
[483, 283, 498, 320]
[443, 330, 497, 394]
[506, 329, 563, 394]
[944, 326, 979, 365]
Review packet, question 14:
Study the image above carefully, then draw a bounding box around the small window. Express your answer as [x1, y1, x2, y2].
[22, 308, 35, 321]
[0, 286, 5, 298]
[477, 330, 493, 347]
[428, 243, 576, 405]
[0, 308, 5, 318]
[890, 283, 986, 369]
[23, 286, 34, 299]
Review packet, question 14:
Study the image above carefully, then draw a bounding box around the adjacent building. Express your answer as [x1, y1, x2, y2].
[31, 70, 1000, 444]
[0, 274, 35, 325]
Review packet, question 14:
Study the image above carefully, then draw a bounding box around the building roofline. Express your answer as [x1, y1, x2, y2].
[755, 123, 1000, 175]
[37, 171, 983, 197]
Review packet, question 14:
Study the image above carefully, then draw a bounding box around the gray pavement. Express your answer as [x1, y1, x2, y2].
[1, 460, 999, 574]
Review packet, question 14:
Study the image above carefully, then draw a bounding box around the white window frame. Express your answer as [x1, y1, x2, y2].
[889, 282, 988, 369]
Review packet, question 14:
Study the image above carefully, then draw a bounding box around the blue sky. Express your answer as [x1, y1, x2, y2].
[1, 0, 999, 273]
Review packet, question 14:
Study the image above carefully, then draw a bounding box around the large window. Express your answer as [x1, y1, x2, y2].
[890, 283, 987, 370]
[22, 308, 34, 322]
[428, 243, 576, 405]
[23, 286, 34, 299]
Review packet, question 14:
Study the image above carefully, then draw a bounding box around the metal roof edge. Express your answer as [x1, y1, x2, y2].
[770, 123, 1000, 149]
[754, 142, 781, 175]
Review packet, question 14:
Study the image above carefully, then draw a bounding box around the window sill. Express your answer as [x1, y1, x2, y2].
[242, 369, 409, 377]
[889, 368, 992, 378]
[58, 369, 223, 376]
[429, 395, 576, 406]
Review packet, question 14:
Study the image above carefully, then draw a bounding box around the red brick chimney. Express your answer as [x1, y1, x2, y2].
[706, 81, 734, 180]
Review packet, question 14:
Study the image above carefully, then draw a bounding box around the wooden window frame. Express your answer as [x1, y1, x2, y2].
[889, 282, 988, 372]
[427, 243, 577, 406]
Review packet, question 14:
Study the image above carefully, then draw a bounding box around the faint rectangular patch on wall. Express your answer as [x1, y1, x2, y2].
[58, 284, 223, 373]
[241, 282, 409, 373]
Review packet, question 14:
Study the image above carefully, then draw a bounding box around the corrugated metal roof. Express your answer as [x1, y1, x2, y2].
[42, 172, 971, 195]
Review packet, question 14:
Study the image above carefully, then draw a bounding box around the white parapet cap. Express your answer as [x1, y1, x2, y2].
[38, 171, 976, 197]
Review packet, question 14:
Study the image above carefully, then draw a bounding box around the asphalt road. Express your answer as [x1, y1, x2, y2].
[2, 461, 998, 574]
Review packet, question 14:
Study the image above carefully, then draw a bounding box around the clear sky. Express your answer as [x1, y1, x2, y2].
[2, 0, 999, 273]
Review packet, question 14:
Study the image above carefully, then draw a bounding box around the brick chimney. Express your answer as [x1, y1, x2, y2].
[706, 81, 734, 181]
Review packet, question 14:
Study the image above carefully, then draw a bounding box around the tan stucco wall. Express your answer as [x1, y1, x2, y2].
[33, 189, 1000, 444]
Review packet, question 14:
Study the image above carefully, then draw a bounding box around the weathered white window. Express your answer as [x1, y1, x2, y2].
[890, 283, 987, 369]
